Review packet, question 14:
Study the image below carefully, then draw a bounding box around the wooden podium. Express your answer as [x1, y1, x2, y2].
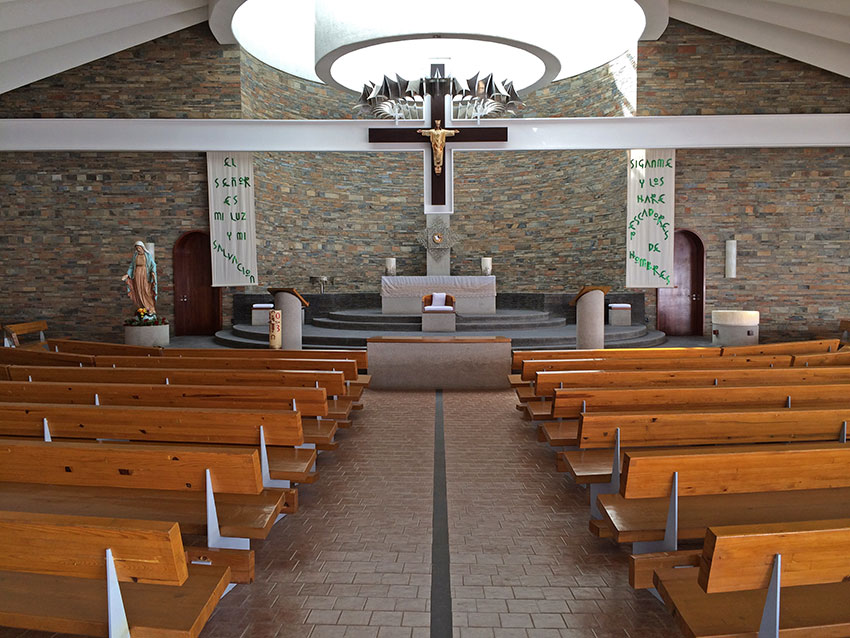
[268, 288, 309, 350]
[571, 286, 611, 350]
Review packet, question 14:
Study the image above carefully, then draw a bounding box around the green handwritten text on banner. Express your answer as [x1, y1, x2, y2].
[207, 152, 258, 287]
[626, 149, 675, 288]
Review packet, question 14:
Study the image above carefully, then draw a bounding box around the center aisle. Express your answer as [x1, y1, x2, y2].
[202, 390, 436, 638]
[443, 390, 680, 638]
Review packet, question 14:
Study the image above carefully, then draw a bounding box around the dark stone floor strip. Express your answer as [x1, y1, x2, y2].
[430, 389, 452, 637]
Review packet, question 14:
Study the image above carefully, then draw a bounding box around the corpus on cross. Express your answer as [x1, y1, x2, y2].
[367, 75, 508, 207]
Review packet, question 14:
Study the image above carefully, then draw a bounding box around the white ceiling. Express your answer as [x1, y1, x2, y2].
[0, 0, 847, 96]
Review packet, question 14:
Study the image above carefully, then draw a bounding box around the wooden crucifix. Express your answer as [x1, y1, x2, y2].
[367, 87, 508, 209]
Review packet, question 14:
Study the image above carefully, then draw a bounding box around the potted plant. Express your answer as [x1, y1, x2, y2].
[124, 308, 170, 347]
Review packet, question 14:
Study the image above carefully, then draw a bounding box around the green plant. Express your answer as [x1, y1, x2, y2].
[124, 307, 169, 326]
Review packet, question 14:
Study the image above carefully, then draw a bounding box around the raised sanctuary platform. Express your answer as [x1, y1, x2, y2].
[381, 276, 496, 314]
[218, 291, 665, 349]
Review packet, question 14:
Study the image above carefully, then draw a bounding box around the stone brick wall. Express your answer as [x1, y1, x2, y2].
[1, 19, 847, 341]
[0, 25, 241, 119]
[0, 152, 209, 340]
[0, 25, 239, 340]
[637, 20, 850, 338]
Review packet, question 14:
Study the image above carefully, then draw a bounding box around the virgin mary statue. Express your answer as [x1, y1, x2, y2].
[121, 241, 158, 315]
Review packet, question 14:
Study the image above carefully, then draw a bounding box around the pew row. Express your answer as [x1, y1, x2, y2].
[0, 379, 348, 436]
[0, 438, 291, 543]
[0, 399, 316, 484]
[596, 443, 850, 548]
[0, 511, 230, 638]
[653, 520, 850, 638]
[5, 366, 348, 445]
[540, 383, 850, 429]
[533, 365, 850, 396]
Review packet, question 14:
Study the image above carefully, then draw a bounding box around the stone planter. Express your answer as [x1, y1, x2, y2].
[124, 324, 170, 347]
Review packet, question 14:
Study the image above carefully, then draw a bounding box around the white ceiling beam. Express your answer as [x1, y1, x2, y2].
[0, 0, 144, 32]
[0, 0, 207, 93]
[0, 0, 205, 62]
[1, 114, 847, 152]
[670, 0, 850, 78]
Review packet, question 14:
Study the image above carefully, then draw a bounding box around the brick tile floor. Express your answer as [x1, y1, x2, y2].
[0, 389, 681, 638]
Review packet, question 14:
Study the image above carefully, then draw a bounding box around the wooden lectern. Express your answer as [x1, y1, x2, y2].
[571, 286, 611, 350]
[268, 288, 309, 350]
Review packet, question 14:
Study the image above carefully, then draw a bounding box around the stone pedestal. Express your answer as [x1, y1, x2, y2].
[124, 324, 169, 347]
[252, 303, 274, 326]
[572, 286, 611, 350]
[269, 288, 309, 350]
[608, 303, 631, 326]
[712, 310, 760, 346]
[367, 336, 511, 390]
[422, 312, 456, 332]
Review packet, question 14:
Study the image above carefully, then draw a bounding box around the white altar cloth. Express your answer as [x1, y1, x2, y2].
[381, 276, 496, 315]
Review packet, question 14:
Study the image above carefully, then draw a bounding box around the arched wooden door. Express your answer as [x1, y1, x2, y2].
[657, 229, 705, 336]
[173, 231, 222, 336]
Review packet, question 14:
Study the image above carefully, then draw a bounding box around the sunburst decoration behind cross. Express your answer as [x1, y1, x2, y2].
[417, 218, 459, 260]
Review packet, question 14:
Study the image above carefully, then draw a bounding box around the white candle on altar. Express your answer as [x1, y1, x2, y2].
[481, 257, 492, 276]
[385, 258, 397, 276]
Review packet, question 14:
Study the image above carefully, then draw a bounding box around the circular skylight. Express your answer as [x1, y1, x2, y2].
[232, 0, 646, 94]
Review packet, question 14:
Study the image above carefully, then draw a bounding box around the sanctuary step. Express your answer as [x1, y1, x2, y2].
[214, 315, 666, 350]
[312, 309, 566, 332]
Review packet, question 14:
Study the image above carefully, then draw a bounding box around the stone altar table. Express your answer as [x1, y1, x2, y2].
[367, 336, 511, 390]
[381, 276, 496, 314]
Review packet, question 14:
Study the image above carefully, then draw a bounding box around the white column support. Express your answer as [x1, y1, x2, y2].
[43, 417, 52, 442]
[632, 472, 678, 555]
[590, 428, 621, 518]
[758, 554, 782, 638]
[105, 548, 131, 638]
[259, 426, 291, 490]
[205, 469, 250, 550]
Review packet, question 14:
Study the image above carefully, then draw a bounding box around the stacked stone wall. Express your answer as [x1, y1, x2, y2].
[0, 25, 238, 339]
[0, 19, 848, 341]
[637, 20, 850, 337]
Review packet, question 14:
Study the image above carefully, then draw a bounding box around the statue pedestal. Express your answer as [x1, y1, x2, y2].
[124, 324, 169, 347]
[268, 288, 309, 350]
[571, 286, 611, 350]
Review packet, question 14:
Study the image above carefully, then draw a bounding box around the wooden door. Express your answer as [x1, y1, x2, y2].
[173, 231, 221, 336]
[657, 229, 705, 336]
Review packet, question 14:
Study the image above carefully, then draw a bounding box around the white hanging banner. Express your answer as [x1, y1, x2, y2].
[207, 152, 258, 286]
[626, 149, 675, 288]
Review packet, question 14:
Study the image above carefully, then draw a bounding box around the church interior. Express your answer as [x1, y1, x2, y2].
[1, 1, 849, 637]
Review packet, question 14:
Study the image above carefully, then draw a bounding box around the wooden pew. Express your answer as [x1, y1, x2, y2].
[792, 350, 850, 367]
[163, 346, 369, 372]
[2, 320, 50, 350]
[534, 365, 850, 395]
[95, 354, 359, 380]
[520, 354, 793, 382]
[579, 406, 850, 449]
[0, 347, 94, 367]
[0, 402, 302, 447]
[620, 443, 850, 499]
[596, 443, 850, 547]
[551, 383, 850, 421]
[720, 338, 841, 356]
[0, 438, 290, 542]
[47, 337, 162, 356]
[6, 366, 346, 447]
[653, 520, 850, 637]
[511, 345, 721, 372]
[0, 396, 318, 483]
[0, 511, 231, 638]
[0, 380, 338, 423]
